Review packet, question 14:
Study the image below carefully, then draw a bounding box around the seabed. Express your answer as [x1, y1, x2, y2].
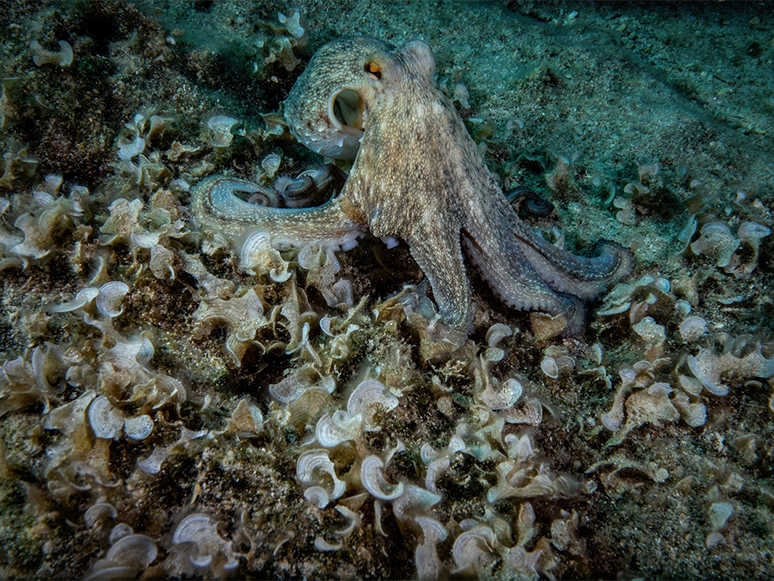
[0, 1, 773, 579]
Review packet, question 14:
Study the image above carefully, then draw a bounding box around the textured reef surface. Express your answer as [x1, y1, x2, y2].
[0, 1, 773, 579]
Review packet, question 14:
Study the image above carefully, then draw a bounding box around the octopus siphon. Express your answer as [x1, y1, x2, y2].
[192, 36, 633, 339]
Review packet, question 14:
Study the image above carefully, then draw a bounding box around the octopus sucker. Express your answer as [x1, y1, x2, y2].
[513, 232, 634, 300]
[192, 36, 633, 337]
[461, 229, 585, 334]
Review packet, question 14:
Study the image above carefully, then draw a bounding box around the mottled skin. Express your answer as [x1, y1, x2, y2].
[193, 37, 632, 334]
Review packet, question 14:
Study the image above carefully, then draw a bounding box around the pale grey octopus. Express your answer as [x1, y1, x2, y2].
[192, 36, 633, 336]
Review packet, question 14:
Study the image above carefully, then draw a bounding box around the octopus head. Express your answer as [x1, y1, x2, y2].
[284, 36, 436, 160]
[362, 39, 436, 88]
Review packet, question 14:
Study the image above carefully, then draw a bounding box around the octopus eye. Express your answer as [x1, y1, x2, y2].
[364, 62, 382, 80]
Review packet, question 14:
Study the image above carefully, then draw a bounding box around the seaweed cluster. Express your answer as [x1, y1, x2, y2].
[0, 1, 773, 579]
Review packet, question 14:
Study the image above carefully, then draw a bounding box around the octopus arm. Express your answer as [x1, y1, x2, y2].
[192, 176, 364, 249]
[511, 218, 634, 300]
[462, 225, 585, 335]
[406, 223, 471, 330]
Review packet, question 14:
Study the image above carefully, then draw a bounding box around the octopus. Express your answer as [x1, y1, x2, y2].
[192, 36, 633, 338]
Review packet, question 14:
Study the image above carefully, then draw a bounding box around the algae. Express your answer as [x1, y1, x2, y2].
[0, 1, 772, 579]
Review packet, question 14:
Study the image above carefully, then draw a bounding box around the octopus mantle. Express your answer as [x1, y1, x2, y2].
[192, 36, 633, 336]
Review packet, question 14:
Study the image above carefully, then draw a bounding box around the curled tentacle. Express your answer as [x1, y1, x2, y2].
[191, 175, 365, 250]
[274, 164, 347, 208]
[462, 227, 585, 335]
[511, 218, 634, 300]
[507, 186, 555, 218]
